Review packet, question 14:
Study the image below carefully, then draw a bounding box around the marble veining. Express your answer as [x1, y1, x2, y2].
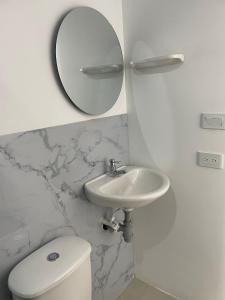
[0, 114, 134, 300]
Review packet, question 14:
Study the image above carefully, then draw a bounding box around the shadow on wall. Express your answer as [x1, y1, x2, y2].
[134, 187, 177, 265]
[126, 64, 157, 168]
[126, 58, 177, 261]
[125, 38, 177, 171]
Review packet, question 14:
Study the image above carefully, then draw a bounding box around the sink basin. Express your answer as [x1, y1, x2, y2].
[84, 166, 170, 209]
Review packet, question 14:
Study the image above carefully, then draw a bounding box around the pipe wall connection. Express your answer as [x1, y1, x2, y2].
[101, 208, 133, 243]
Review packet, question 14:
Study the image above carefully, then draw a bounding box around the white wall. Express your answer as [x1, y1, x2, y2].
[0, 0, 126, 136]
[123, 1, 225, 299]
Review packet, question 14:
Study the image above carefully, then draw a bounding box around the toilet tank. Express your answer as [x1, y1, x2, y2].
[8, 236, 92, 300]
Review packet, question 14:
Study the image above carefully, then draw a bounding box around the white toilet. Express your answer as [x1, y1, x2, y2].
[8, 236, 92, 300]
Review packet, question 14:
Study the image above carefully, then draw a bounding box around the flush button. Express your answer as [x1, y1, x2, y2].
[47, 252, 60, 262]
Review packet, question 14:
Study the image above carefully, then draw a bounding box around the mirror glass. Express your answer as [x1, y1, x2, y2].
[56, 7, 124, 115]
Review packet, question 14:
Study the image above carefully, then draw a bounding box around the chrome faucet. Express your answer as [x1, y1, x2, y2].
[108, 159, 126, 177]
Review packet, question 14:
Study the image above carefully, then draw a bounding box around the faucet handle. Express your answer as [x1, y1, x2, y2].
[109, 158, 121, 165]
[107, 159, 125, 176]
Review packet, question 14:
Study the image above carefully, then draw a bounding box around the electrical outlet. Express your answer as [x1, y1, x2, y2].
[197, 152, 224, 169]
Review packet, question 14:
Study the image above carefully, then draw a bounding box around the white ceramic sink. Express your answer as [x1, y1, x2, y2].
[84, 166, 170, 209]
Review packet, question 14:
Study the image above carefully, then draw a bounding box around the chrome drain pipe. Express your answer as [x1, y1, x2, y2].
[101, 208, 133, 243]
[119, 209, 133, 243]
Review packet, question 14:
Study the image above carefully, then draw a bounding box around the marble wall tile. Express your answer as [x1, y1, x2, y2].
[0, 114, 134, 300]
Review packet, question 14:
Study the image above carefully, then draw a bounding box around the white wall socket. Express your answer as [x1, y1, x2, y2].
[197, 152, 224, 169]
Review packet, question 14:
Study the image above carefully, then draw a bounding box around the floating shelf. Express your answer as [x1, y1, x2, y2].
[80, 64, 123, 75]
[130, 54, 184, 71]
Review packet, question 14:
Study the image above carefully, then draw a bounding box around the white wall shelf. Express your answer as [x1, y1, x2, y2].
[130, 54, 184, 71]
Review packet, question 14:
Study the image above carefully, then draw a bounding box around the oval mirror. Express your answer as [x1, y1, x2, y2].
[56, 7, 124, 115]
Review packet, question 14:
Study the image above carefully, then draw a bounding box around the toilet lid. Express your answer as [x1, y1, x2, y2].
[8, 236, 91, 299]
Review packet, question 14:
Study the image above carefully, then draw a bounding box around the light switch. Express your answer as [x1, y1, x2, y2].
[201, 113, 225, 130]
